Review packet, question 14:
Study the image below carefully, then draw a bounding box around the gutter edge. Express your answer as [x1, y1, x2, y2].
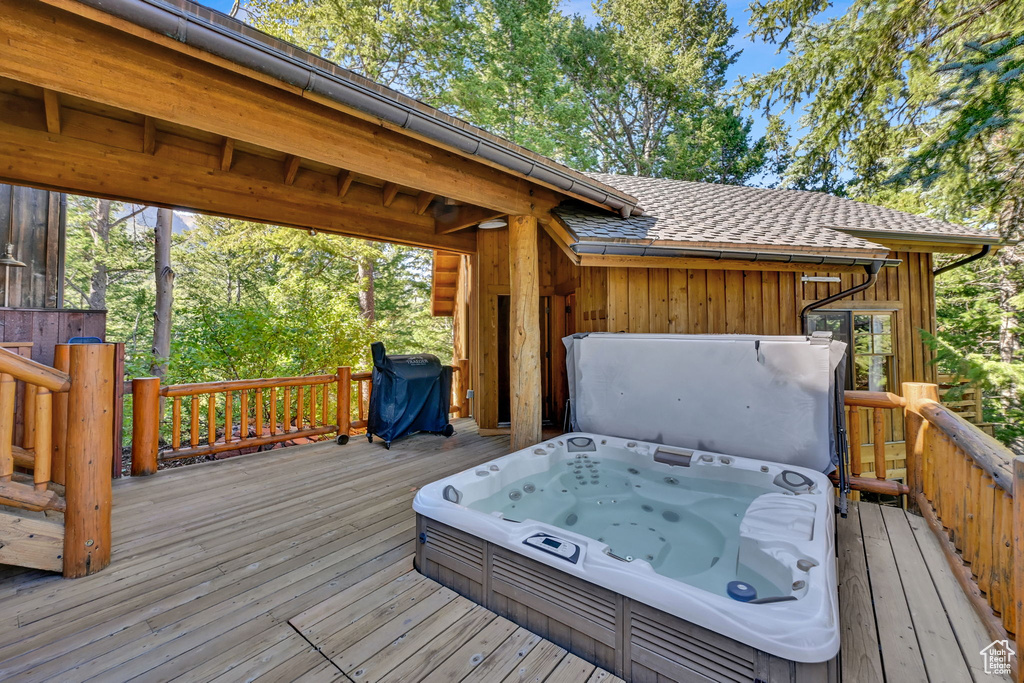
[72, 0, 642, 217]
[570, 242, 899, 268]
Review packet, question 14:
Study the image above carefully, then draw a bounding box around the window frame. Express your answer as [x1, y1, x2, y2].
[806, 308, 899, 392]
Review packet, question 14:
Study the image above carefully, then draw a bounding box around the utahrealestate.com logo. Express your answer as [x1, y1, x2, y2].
[980, 640, 1015, 676]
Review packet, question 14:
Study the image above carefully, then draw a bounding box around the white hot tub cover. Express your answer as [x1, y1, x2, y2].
[563, 333, 846, 472]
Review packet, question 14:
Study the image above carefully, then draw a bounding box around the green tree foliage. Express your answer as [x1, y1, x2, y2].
[245, 0, 474, 100]
[246, 0, 772, 184]
[664, 105, 771, 185]
[65, 207, 451, 384]
[743, 0, 1024, 448]
[64, 197, 153, 348]
[440, 0, 594, 166]
[554, 0, 767, 180]
[742, 0, 1024, 199]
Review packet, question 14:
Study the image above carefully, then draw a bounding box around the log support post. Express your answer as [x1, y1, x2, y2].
[337, 367, 351, 441]
[63, 343, 115, 578]
[508, 215, 541, 451]
[903, 382, 939, 513]
[131, 377, 161, 476]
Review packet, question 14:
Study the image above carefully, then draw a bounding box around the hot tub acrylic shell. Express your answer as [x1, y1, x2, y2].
[412, 433, 839, 673]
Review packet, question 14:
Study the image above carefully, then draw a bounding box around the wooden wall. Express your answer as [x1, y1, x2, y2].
[799, 251, 937, 389]
[575, 252, 936, 384]
[0, 308, 106, 367]
[472, 228, 577, 429]
[577, 268, 801, 335]
[465, 228, 939, 450]
[0, 183, 65, 309]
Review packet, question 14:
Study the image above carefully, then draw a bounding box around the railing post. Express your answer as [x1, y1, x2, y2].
[64, 343, 114, 579]
[51, 344, 70, 486]
[131, 377, 161, 477]
[112, 342, 126, 479]
[904, 382, 939, 513]
[0, 373, 13, 481]
[337, 367, 351, 442]
[33, 387, 52, 490]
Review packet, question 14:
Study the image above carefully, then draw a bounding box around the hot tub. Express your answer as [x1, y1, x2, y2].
[413, 433, 838, 682]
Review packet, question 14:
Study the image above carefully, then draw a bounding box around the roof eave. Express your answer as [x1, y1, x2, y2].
[72, 0, 640, 217]
[570, 242, 898, 269]
[831, 228, 1005, 247]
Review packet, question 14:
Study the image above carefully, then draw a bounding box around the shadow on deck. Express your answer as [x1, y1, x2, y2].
[0, 419, 1003, 681]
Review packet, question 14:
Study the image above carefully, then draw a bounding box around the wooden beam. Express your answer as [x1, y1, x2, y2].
[415, 192, 435, 216]
[142, 115, 156, 154]
[541, 218, 581, 265]
[337, 170, 353, 197]
[508, 215, 541, 450]
[219, 137, 234, 171]
[0, 479, 66, 512]
[1, 0, 559, 218]
[42, 88, 60, 134]
[382, 181, 399, 208]
[283, 154, 301, 185]
[437, 206, 504, 234]
[0, 117, 477, 253]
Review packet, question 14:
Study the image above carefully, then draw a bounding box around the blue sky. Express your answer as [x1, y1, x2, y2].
[199, 0, 852, 142]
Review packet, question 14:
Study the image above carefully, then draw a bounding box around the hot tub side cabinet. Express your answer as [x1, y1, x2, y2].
[416, 516, 837, 683]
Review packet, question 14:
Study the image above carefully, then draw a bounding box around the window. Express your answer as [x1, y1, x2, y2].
[807, 310, 896, 392]
[853, 313, 894, 392]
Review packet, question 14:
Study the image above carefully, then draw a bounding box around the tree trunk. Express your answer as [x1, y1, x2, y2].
[87, 199, 111, 310]
[357, 256, 375, 323]
[996, 247, 1020, 366]
[995, 200, 1022, 451]
[150, 208, 174, 380]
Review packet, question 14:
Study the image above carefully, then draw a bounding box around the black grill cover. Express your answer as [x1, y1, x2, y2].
[367, 342, 452, 444]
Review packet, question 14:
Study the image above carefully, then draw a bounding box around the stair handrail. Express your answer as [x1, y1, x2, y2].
[0, 346, 71, 393]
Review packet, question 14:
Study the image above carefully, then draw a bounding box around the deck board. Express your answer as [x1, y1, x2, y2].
[0, 421, 1008, 682]
[837, 501, 1007, 683]
[859, 502, 928, 682]
[836, 502, 884, 683]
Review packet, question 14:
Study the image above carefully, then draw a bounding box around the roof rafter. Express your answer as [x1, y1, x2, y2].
[0, 85, 476, 252]
[3, 0, 562, 220]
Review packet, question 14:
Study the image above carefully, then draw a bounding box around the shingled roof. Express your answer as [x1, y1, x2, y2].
[553, 173, 998, 256]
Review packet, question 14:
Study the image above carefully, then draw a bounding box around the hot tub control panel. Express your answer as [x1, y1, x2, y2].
[523, 533, 581, 564]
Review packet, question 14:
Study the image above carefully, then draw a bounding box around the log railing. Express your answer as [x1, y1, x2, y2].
[842, 382, 1022, 678]
[902, 382, 1022, 674]
[0, 344, 116, 578]
[0, 347, 69, 513]
[132, 370, 353, 474]
[350, 370, 372, 433]
[132, 359, 470, 472]
[345, 359, 469, 433]
[840, 390, 909, 497]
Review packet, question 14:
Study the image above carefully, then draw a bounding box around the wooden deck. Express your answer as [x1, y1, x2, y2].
[838, 502, 1006, 683]
[0, 419, 1004, 682]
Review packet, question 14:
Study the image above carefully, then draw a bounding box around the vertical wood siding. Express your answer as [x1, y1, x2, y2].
[467, 231, 937, 464]
[0, 184, 64, 308]
[471, 228, 577, 429]
[591, 267, 803, 336]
